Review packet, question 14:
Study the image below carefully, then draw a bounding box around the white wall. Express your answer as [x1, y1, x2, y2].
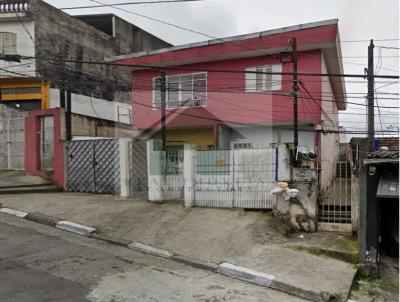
[0, 19, 36, 77]
[320, 54, 340, 191]
[228, 125, 315, 152]
[49, 89, 132, 124]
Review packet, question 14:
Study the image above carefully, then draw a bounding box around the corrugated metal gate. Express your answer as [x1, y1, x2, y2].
[128, 140, 148, 199]
[67, 139, 120, 194]
[194, 148, 277, 209]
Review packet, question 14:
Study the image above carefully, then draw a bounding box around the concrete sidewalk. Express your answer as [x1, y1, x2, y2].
[0, 192, 357, 301]
[0, 170, 51, 187]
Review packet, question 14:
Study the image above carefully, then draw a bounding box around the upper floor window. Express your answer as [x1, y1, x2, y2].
[245, 64, 282, 92]
[0, 32, 17, 54]
[153, 72, 207, 109]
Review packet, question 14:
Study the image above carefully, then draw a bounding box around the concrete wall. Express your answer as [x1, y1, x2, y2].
[320, 54, 339, 192]
[49, 89, 132, 124]
[74, 13, 170, 55]
[29, 0, 130, 102]
[71, 114, 142, 139]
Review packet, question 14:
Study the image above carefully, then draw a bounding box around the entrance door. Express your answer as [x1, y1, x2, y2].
[40, 116, 54, 170]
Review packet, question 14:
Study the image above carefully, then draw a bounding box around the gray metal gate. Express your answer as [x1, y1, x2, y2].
[128, 140, 148, 199]
[67, 139, 120, 194]
[318, 161, 351, 224]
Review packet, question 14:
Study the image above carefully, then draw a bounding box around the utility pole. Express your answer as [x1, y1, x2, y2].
[59, 88, 65, 109]
[367, 39, 375, 152]
[66, 89, 72, 141]
[160, 69, 167, 152]
[291, 37, 299, 165]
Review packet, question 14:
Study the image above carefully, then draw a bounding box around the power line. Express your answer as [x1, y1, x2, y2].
[60, 0, 205, 10]
[131, 95, 399, 134]
[18, 55, 400, 79]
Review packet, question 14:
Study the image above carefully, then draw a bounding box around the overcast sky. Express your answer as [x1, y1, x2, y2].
[45, 0, 400, 138]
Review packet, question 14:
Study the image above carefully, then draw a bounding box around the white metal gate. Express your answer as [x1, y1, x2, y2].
[0, 118, 25, 170]
[194, 148, 277, 209]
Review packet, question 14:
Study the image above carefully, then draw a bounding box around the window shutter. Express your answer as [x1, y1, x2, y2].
[245, 67, 257, 92]
[271, 64, 282, 91]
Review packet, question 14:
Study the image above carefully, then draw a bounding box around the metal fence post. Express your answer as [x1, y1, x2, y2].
[119, 138, 130, 198]
[7, 119, 11, 170]
[184, 144, 196, 208]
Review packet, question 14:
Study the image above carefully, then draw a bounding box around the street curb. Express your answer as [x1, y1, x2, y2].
[171, 255, 218, 272]
[90, 233, 131, 247]
[0, 207, 28, 218]
[0, 207, 348, 301]
[217, 263, 275, 287]
[25, 212, 58, 226]
[216, 262, 339, 302]
[128, 242, 174, 258]
[56, 221, 96, 236]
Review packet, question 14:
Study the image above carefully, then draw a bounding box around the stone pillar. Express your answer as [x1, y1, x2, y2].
[147, 139, 165, 202]
[119, 138, 131, 198]
[184, 144, 196, 208]
[277, 143, 291, 181]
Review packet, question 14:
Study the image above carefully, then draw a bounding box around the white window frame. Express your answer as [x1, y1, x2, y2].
[0, 32, 17, 54]
[245, 64, 282, 92]
[152, 72, 207, 109]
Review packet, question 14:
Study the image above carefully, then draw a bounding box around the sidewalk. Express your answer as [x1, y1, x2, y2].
[0, 192, 357, 301]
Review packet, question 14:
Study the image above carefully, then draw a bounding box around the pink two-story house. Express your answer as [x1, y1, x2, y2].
[111, 19, 347, 191]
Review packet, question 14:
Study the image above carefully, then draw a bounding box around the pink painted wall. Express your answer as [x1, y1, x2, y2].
[131, 50, 323, 130]
[25, 108, 65, 188]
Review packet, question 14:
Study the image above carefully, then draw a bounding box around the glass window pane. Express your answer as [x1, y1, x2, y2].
[181, 74, 193, 105]
[193, 73, 206, 104]
[256, 68, 264, 91]
[153, 78, 161, 108]
[167, 75, 179, 108]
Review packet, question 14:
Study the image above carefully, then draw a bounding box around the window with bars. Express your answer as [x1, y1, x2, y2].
[233, 142, 254, 149]
[153, 72, 207, 109]
[245, 64, 282, 92]
[0, 32, 17, 54]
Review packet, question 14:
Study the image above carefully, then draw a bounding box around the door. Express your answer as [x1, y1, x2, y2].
[40, 116, 54, 170]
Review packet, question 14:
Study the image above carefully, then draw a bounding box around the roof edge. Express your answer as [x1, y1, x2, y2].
[106, 19, 338, 62]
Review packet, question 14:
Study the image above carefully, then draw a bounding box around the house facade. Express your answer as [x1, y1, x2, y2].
[0, 0, 170, 122]
[112, 19, 347, 191]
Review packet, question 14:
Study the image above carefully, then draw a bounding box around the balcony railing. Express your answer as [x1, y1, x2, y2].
[0, 1, 30, 13]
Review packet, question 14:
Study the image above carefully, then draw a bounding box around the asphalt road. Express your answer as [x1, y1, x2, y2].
[0, 214, 305, 302]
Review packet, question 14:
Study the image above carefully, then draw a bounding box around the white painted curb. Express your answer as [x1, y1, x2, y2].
[128, 242, 173, 258]
[217, 263, 275, 287]
[0, 208, 28, 218]
[56, 221, 96, 236]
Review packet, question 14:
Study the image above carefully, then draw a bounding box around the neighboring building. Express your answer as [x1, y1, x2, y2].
[112, 19, 347, 191]
[359, 147, 399, 274]
[0, 0, 171, 122]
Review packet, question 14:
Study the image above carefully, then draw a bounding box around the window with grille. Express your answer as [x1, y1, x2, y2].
[153, 72, 207, 109]
[233, 142, 254, 149]
[245, 64, 282, 92]
[0, 32, 17, 54]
